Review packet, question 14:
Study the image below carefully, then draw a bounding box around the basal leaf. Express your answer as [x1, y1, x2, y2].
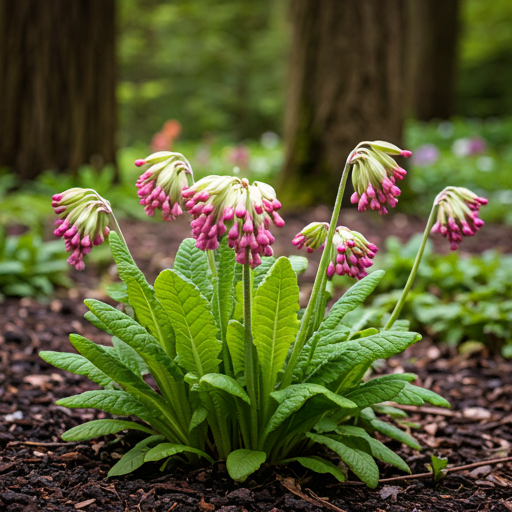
[145, 442, 214, 463]
[189, 406, 208, 432]
[173, 238, 213, 300]
[281, 456, 346, 482]
[287, 255, 308, 276]
[108, 435, 164, 477]
[200, 373, 250, 405]
[108, 231, 137, 266]
[213, 239, 236, 340]
[62, 419, 156, 441]
[345, 380, 408, 409]
[253, 257, 300, 403]
[155, 270, 221, 377]
[253, 256, 275, 289]
[226, 449, 266, 482]
[39, 351, 112, 388]
[113, 337, 149, 377]
[84, 311, 112, 335]
[395, 384, 451, 408]
[226, 320, 245, 378]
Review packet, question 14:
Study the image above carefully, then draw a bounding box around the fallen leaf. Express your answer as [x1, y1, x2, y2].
[199, 497, 215, 511]
[24, 374, 51, 387]
[486, 474, 511, 487]
[424, 423, 438, 436]
[470, 465, 492, 478]
[379, 486, 401, 501]
[75, 499, 96, 509]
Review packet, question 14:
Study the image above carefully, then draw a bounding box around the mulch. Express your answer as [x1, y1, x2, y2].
[2, 211, 512, 511]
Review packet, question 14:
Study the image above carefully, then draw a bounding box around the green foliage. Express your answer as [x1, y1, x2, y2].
[347, 235, 512, 356]
[0, 229, 71, 299]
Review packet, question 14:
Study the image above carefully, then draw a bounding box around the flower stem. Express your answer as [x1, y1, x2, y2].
[243, 263, 259, 448]
[383, 203, 438, 331]
[279, 157, 352, 389]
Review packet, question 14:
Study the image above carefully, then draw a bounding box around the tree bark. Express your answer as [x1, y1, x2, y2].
[280, 0, 406, 207]
[404, 0, 459, 121]
[0, 0, 117, 180]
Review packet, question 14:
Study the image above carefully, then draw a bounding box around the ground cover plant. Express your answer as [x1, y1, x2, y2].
[40, 141, 489, 486]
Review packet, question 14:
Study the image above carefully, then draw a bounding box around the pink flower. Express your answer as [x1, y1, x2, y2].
[350, 141, 411, 215]
[432, 187, 487, 250]
[327, 227, 378, 280]
[52, 189, 111, 270]
[182, 176, 284, 268]
[135, 152, 193, 221]
[291, 222, 329, 253]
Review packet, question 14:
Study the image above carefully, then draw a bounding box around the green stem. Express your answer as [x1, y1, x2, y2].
[243, 263, 259, 448]
[311, 270, 329, 334]
[383, 203, 438, 331]
[280, 158, 352, 389]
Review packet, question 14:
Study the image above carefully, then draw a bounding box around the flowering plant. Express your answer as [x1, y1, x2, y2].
[41, 141, 487, 486]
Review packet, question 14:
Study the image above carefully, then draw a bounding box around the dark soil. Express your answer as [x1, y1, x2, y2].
[2, 212, 512, 511]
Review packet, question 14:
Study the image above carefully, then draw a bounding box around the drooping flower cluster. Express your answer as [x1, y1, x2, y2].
[52, 189, 111, 270]
[327, 227, 378, 280]
[182, 176, 284, 267]
[350, 141, 412, 215]
[291, 222, 328, 253]
[432, 187, 488, 250]
[135, 152, 192, 221]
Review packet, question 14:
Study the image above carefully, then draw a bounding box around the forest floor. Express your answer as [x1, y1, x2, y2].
[2, 211, 512, 512]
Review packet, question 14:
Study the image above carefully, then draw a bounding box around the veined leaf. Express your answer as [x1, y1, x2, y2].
[200, 373, 250, 404]
[145, 442, 214, 463]
[281, 456, 345, 482]
[173, 238, 213, 301]
[155, 270, 221, 377]
[288, 255, 308, 276]
[39, 351, 112, 388]
[105, 282, 129, 304]
[108, 435, 164, 477]
[57, 390, 151, 422]
[253, 256, 275, 289]
[394, 383, 451, 408]
[113, 337, 149, 377]
[62, 419, 156, 441]
[84, 311, 112, 335]
[345, 380, 408, 409]
[253, 257, 300, 404]
[212, 240, 236, 340]
[307, 433, 379, 488]
[107, 231, 137, 266]
[226, 320, 245, 377]
[189, 406, 208, 432]
[226, 449, 266, 482]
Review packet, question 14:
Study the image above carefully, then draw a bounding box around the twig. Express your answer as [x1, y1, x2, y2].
[7, 440, 77, 448]
[340, 456, 512, 486]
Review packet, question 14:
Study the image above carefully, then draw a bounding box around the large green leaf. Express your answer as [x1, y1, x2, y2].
[84, 311, 112, 335]
[212, 240, 236, 340]
[108, 435, 164, 477]
[226, 320, 245, 378]
[113, 337, 149, 378]
[253, 256, 275, 289]
[287, 255, 308, 276]
[39, 351, 112, 388]
[107, 230, 137, 266]
[62, 419, 156, 441]
[199, 373, 250, 404]
[173, 238, 213, 300]
[393, 383, 451, 408]
[253, 257, 300, 404]
[226, 449, 266, 482]
[145, 442, 214, 463]
[155, 270, 221, 377]
[281, 456, 345, 482]
[57, 390, 151, 422]
[345, 380, 408, 409]
[307, 433, 379, 488]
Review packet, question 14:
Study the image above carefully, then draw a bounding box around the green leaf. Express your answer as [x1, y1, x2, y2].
[319, 271, 385, 333]
[189, 406, 208, 432]
[155, 270, 221, 377]
[281, 456, 345, 482]
[105, 282, 129, 304]
[253, 256, 275, 289]
[253, 257, 300, 401]
[107, 231, 137, 266]
[394, 384, 451, 408]
[307, 433, 379, 488]
[288, 255, 308, 275]
[108, 435, 164, 477]
[145, 443, 214, 463]
[57, 390, 151, 421]
[226, 449, 266, 482]
[62, 419, 156, 441]
[199, 373, 250, 404]
[345, 380, 408, 409]
[113, 337, 149, 377]
[84, 311, 112, 335]
[226, 320, 245, 378]
[173, 238, 213, 300]
[427, 455, 448, 481]
[39, 351, 112, 388]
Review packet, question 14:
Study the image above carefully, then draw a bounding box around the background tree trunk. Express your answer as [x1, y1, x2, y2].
[0, 0, 117, 180]
[404, 0, 459, 121]
[279, 0, 406, 207]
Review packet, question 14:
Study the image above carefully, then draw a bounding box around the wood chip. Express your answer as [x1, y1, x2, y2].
[463, 407, 491, 420]
[75, 499, 96, 509]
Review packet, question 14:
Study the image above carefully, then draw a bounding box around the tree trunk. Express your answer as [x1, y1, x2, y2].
[404, 0, 459, 121]
[280, 0, 406, 207]
[0, 0, 117, 180]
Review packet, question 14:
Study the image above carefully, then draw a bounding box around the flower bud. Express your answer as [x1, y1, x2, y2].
[432, 187, 488, 250]
[291, 222, 328, 253]
[350, 141, 411, 215]
[135, 152, 192, 221]
[182, 176, 284, 268]
[52, 188, 112, 270]
[328, 227, 378, 280]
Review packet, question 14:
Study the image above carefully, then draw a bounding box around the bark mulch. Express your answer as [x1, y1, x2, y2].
[1, 296, 512, 512]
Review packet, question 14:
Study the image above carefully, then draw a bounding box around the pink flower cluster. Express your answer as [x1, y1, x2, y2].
[182, 176, 284, 268]
[432, 187, 488, 250]
[326, 227, 378, 280]
[349, 141, 412, 215]
[52, 189, 111, 270]
[291, 222, 328, 253]
[135, 152, 192, 221]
